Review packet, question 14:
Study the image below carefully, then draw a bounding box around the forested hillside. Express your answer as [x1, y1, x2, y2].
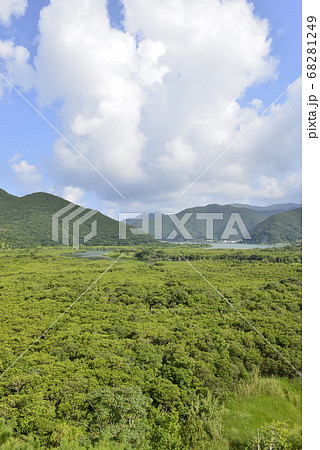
[0, 189, 155, 247]
[249, 208, 302, 244]
[0, 189, 302, 246]
[230, 203, 300, 212]
[127, 203, 301, 242]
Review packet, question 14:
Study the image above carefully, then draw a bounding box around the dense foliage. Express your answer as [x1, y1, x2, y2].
[249, 208, 302, 244]
[0, 245, 301, 448]
[128, 204, 301, 242]
[0, 189, 302, 247]
[0, 189, 155, 248]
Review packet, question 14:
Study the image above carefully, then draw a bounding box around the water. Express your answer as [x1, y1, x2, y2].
[165, 242, 284, 249]
[64, 243, 284, 261]
[205, 243, 283, 250]
[64, 250, 111, 260]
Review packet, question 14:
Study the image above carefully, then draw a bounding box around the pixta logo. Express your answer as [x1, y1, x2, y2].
[118, 212, 251, 240]
[52, 203, 97, 249]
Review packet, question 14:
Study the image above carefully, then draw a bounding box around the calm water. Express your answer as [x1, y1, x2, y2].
[167, 242, 283, 249]
[205, 243, 283, 249]
[64, 250, 111, 260]
[64, 243, 284, 261]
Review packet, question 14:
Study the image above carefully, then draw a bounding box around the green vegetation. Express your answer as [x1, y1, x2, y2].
[221, 375, 301, 449]
[0, 189, 302, 246]
[0, 189, 155, 248]
[0, 245, 301, 448]
[249, 208, 302, 244]
[229, 203, 301, 212]
[128, 204, 301, 242]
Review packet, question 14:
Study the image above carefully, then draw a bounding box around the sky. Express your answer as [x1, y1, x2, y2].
[0, 0, 302, 217]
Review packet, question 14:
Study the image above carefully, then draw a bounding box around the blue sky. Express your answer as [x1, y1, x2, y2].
[240, 0, 301, 107]
[0, 0, 301, 215]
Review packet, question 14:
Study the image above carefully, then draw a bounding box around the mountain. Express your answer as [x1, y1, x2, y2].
[0, 189, 155, 248]
[126, 203, 301, 242]
[229, 203, 301, 212]
[0, 189, 302, 247]
[249, 207, 302, 244]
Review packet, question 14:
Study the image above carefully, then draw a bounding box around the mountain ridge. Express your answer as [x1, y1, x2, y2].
[126, 202, 301, 242]
[0, 189, 302, 246]
[249, 207, 302, 244]
[0, 188, 155, 247]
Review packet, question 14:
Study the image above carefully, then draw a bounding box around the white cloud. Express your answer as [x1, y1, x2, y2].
[136, 39, 169, 85]
[33, 0, 153, 183]
[253, 172, 302, 199]
[0, 0, 27, 24]
[62, 186, 85, 204]
[0, 40, 35, 92]
[227, 78, 302, 179]
[1, 0, 301, 211]
[9, 154, 43, 190]
[251, 98, 264, 111]
[159, 137, 196, 174]
[8, 152, 22, 163]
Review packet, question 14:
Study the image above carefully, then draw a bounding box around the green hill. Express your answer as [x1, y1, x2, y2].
[249, 207, 302, 244]
[0, 188, 302, 247]
[127, 203, 300, 242]
[0, 189, 155, 248]
[230, 203, 301, 212]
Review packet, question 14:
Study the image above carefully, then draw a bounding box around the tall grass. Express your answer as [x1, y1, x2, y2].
[219, 373, 301, 449]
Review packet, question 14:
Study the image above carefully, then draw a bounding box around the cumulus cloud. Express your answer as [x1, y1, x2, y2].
[0, 0, 27, 25]
[34, 0, 155, 184]
[188, 77, 302, 201]
[62, 186, 85, 204]
[0, 40, 35, 92]
[9, 154, 43, 190]
[0, 0, 301, 211]
[159, 137, 196, 174]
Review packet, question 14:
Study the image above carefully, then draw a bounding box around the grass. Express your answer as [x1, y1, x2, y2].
[220, 375, 301, 448]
